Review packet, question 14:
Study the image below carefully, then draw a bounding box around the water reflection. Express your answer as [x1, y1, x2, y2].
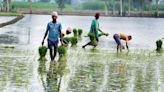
[38, 56, 67, 92]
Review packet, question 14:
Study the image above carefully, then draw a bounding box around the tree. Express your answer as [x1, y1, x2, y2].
[3, 0, 11, 12]
[40, 0, 50, 2]
[128, 0, 131, 16]
[102, 0, 109, 15]
[29, 0, 32, 14]
[120, 0, 123, 16]
[113, 0, 116, 15]
[55, 0, 65, 11]
[140, 0, 145, 16]
[156, 0, 159, 17]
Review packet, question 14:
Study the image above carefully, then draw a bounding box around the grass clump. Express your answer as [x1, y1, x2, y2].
[73, 28, 78, 37]
[64, 37, 71, 44]
[58, 45, 67, 56]
[78, 29, 83, 37]
[38, 46, 48, 58]
[70, 37, 78, 47]
[88, 32, 97, 46]
[156, 39, 163, 52]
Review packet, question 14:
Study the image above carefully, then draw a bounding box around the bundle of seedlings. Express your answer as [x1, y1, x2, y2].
[58, 45, 67, 57]
[70, 37, 78, 47]
[73, 28, 78, 37]
[78, 29, 83, 37]
[156, 39, 163, 52]
[38, 46, 48, 60]
[63, 37, 71, 46]
[88, 32, 97, 46]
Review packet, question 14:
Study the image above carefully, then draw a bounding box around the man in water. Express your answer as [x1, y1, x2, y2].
[113, 33, 132, 52]
[42, 11, 63, 61]
[82, 12, 108, 48]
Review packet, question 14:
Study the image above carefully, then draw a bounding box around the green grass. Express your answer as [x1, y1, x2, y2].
[0, 12, 22, 16]
[12, 2, 58, 9]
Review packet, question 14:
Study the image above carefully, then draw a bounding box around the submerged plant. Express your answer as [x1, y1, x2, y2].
[78, 29, 83, 37]
[88, 32, 97, 46]
[156, 39, 163, 52]
[58, 45, 67, 56]
[38, 46, 48, 58]
[70, 37, 78, 47]
[73, 28, 78, 37]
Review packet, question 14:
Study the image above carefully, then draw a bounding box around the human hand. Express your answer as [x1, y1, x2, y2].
[42, 41, 44, 46]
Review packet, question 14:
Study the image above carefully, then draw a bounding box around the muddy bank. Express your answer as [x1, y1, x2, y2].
[0, 15, 24, 28]
[18, 8, 164, 18]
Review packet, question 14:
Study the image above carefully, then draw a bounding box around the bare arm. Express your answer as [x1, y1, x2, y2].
[126, 42, 129, 50]
[98, 29, 104, 33]
[59, 29, 64, 44]
[42, 29, 48, 45]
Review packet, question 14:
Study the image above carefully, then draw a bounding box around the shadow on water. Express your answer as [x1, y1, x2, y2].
[38, 56, 67, 92]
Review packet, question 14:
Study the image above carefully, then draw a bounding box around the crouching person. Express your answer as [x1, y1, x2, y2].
[113, 33, 132, 52]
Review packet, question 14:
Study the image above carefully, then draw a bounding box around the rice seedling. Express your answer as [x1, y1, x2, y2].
[58, 45, 67, 57]
[156, 39, 163, 52]
[38, 46, 48, 59]
[88, 32, 97, 46]
[70, 37, 78, 47]
[78, 29, 83, 37]
[73, 28, 78, 37]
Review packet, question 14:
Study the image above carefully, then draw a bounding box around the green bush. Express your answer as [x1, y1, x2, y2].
[39, 46, 48, 57]
[70, 37, 78, 47]
[156, 39, 163, 52]
[73, 28, 78, 37]
[58, 45, 67, 56]
[82, 1, 104, 10]
[78, 29, 83, 37]
[12, 2, 58, 9]
[88, 32, 97, 46]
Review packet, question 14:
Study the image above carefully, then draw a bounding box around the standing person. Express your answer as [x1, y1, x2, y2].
[82, 12, 108, 48]
[113, 33, 132, 52]
[42, 11, 63, 61]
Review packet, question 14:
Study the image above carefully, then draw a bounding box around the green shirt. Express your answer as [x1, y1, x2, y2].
[89, 19, 99, 38]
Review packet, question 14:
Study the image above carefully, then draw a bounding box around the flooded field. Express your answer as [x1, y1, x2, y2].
[0, 15, 164, 92]
[0, 16, 16, 24]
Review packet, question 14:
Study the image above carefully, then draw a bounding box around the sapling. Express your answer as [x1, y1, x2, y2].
[156, 39, 163, 52]
[39, 46, 48, 59]
[73, 28, 78, 37]
[78, 29, 83, 37]
[88, 33, 97, 46]
[58, 45, 67, 57]
[70, 37, 78, 47]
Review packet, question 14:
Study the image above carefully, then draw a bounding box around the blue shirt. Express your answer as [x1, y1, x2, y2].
[46, 21, 62, 42]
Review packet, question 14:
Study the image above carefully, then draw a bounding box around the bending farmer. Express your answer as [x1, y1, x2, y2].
[113, 33, 132, 52]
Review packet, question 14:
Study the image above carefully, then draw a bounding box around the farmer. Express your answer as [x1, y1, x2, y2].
[62, 27, 72, 45]
[82, 12, 108, 48]
[113, 33, 132, 52]
[42, 11, 63, 61]
[62, 27, 72, 37]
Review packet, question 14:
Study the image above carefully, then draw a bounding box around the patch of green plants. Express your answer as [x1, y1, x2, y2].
[64, 37, 71, 44]
[58, 45, 67, 56]
[0, 12, 22, 16]
[73, 28, 78, 37]
[88, 32, 97, 46]
[156, 39, 163, 52]
[78, 29, 83, 37]
[70, 37, 78, 47]
[38, 46, 48, 58]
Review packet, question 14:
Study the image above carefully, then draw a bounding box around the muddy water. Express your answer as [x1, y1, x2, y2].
[0, 15, 164, 92]
[0, 16, 16, 24]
